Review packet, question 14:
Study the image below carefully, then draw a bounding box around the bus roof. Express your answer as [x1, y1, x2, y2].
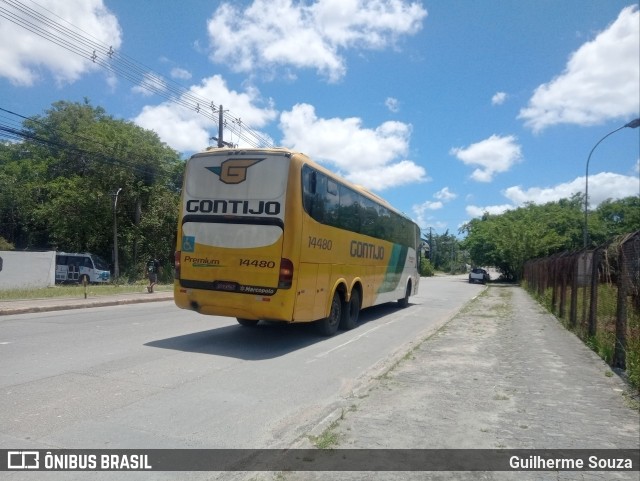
[190, 146, 414, 223]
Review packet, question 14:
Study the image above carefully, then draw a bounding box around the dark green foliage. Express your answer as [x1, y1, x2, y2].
[594, 197, 640, 238]
[425, 230, 468, 274]
[419, 258, 434, 277]
[460, 194, 640, 281]
[0, 100, 184, 280]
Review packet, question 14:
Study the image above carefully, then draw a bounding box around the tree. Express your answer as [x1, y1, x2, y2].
[594, 197, 640, 239]
[460, 195, 639, 281]
[0, 100, 184, 280]
[427, 230, 466, 273]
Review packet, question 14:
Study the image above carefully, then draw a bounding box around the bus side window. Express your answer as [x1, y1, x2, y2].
[83, 257, 93, 268]
[338, 184, 361, 233]
[303, 168, 316, 217]
[327, 179, 338, 196]
[361, 198, 379, 238]
[321, 175, 339, 227]
[303, 166, 334, 225]
[309, 170, 317, 194]
[376, 206, 390, 239]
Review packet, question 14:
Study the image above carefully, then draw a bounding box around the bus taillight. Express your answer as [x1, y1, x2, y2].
[278, 258, 293, 289]
[174, 251, 181, 279]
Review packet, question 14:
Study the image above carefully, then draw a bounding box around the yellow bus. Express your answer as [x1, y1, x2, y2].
[174, 147, 420, 335]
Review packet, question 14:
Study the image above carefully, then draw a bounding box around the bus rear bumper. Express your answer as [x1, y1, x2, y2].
[174, 284, 294, 322]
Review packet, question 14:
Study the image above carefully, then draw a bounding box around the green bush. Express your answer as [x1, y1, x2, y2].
[0, 237, 14, 250]
[420, 258, 434, 277]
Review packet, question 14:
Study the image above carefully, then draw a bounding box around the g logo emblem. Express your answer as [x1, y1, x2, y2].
[207, 159, 263, 184]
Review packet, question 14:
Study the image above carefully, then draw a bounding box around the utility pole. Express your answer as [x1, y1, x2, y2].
[429, 227, 433, 261]
[112, 187, 122, 280]
[217, 104, 224, 147]
[211, 105, 233, 148]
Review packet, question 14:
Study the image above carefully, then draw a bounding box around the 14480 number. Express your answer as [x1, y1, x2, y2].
[239, 259, 276, 268]
[308, 236, 333, 250]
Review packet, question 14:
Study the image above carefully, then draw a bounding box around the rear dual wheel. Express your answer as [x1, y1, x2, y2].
[398, 281, 411, 308]
[339, 289, 360, 331]
[316, 292, 342, 336]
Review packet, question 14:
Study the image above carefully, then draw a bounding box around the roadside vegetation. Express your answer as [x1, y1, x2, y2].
[420, 196, 637, 282]
[0, 283, 173, 301]
[528, 277, 640, 394]
[460, 196, 639, 281]
[0, 100, 184, 282]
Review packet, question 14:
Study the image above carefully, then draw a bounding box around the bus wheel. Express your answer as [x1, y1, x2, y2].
[340, 289, 360, 330]
[317, 292, 341, 336]
[237, 318, 259, 327]
[398, 281, 411, 308]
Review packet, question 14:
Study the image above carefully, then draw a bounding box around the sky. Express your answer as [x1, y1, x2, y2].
[0, 0, 639, 237]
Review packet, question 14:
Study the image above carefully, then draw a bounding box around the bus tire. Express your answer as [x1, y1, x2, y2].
[340, 289, 360, 330]
[237, 318, 259, 327]
[317, 292, 341, 336]
[398, 281, 411, 308]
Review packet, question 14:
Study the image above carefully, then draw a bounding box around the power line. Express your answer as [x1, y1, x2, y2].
[0, 0, 274, 149]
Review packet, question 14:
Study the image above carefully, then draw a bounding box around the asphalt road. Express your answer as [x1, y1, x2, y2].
[0, 275, 482, 456]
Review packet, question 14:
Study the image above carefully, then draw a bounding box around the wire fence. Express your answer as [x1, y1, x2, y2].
[523, 231, 640, 389]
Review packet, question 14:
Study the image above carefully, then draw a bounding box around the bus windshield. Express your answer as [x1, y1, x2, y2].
[91, 255, 110, 271]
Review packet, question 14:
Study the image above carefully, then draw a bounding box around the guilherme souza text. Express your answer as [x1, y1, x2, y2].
[509, 455, 634, 470]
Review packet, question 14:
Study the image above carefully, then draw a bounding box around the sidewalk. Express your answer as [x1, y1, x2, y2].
[0, 289, 173, 316]
[286, 284, 640, 480]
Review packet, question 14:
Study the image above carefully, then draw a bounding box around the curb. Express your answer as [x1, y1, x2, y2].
[0, 294, 174, 316]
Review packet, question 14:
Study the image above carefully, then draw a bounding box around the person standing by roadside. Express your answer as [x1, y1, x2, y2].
[147, 257, 160, 293]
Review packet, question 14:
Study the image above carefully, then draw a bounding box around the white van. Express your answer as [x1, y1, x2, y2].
[55, 252, 111, 284]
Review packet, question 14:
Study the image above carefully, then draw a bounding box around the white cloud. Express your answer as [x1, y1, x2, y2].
[348, 160, 429, 191]
[503, 172, 639, 208]
[465, 171, 638, 221]
[131, 73, 167, 97]
[135, 104, 211, 153]
[419, 201, 443, 211]
[170, 68, 192, 80]
[206, 0, 427, 82]
[412, 200, 443, 230]
[434, 186, 457, 201]
[412, 186, 457, 227]
[386, 97, 400, 113]
[279, 103, 427, 190]
[519, 5, 640, 132]
[133, 75, 277, 153]
[450, 135, 523, 182]
[491, 92, 507, 105]
[0, 0, 121, 86]
[466, 204, 514, 218]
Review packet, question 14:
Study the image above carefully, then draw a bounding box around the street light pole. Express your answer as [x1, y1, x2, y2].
[112, 187, 122, 280]
[583, 118, 640, 248]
